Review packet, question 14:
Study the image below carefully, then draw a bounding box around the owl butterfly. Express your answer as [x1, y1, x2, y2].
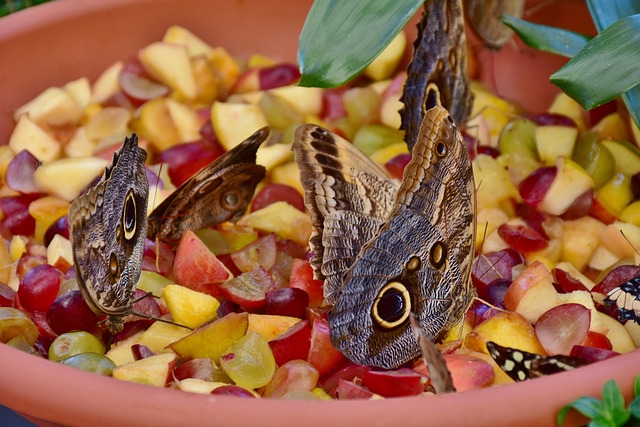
[69, 134, 149, 334]
[70, 128, 269, 333]
[401, 0, 473, 153]
[604, 277, 640, 325]
[463, 0, 525, 50]
[293, 105, 476, 369]
[486, 341, 587, 382]
[147, 127, 269, 243]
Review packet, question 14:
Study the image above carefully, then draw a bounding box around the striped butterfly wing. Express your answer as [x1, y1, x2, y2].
[604, 277, 640, 325]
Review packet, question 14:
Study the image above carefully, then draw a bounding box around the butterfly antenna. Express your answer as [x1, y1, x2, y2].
[620, 230, 640, 261]
[130, 309, 193, 331]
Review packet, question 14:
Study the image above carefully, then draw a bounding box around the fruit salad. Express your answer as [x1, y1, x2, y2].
[1, 25, 639, 399]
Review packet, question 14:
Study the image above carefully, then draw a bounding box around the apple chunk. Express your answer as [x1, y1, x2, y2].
[138, 42, 197, 99]
[210, 101, 268, 150]
[112, 352, 177, 387]
[162, 284, 220, 329]
[538, 157, 595, 215]
[504, 261, 561, 323]
[173, 230, 232, 290]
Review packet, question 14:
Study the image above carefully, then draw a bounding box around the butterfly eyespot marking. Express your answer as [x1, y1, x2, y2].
[429, 241, 447, 269]
[108, 253, 119, 280]
[221, 190, 241, 210]
[435, 141, 447, 157]
[372, 281, 411, 329]
[406, 256, 421, 271]
[424, 83, 441, 112]
[122, 190, 137, 240]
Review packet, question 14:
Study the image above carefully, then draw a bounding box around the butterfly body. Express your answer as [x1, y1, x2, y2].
[294, 106, 476, 369]
[68, 134, 149, 333]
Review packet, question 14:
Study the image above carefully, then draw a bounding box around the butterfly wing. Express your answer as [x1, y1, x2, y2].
[330, 106, 476, 368]
[292, 125, 400, 305]
[401, 0, 472, 153]
[463, 0, 525, 50]
[68, 134, 149, 332]
[147, 127, 268, 243]
[604, 278, 640, 325]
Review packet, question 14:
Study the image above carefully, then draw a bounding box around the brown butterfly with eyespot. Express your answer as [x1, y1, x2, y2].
[293, 104, 476, 369]
[69, 128, 269, 333]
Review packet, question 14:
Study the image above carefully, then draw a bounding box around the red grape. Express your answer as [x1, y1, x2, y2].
[251, 184, 305, 212]
[498, 223, 549, 253]
[258, 63, 300, 90]
[131, 344, 156, 360]
[43, 215, 70, 247]
[518, 166, 557, 208]
[384, 153, 411, 179]
[524, 113, 576, 127]
[210, 385, 256, 398]
[0, 283, 15, 307]
[587, 100, 617, 126]
[157, 139, 224, 187]
[17, 264, 62, 313]
[46, 290, 99, 334]
[321, 87, 347, 120]
[0, 194, 38, 236]
[265, 288, 309, 318]
[476, 146, 500, 158]
[5, 150, 41, 195]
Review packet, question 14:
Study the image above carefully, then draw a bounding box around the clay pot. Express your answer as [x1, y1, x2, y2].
[0, 1, 637, 426]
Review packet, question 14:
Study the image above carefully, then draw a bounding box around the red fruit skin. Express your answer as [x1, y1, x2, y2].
[363, 368, 425, 397]
[276, 239, 308, 260]
[321, 87, 347, 120]
[5, 150, 41, 195]
[157, 139, 224, 187]
[336, 378, 374, 399]
[320, 363, 371, 398]
[588, 100, 617, 126]
[0, 284, 16, 307]
[524, 113, 577, 127]
[258, 63, 300, 90]
[173, 358, 214, 381]
[535, 303, 591, 355]
[0, 195, 38, 236]
[289, 259, 324, 308]
[46, 290, 99, 334]
[118, 58, 170, 107]
[43, 215, 70, 247]
[251, 184, 305, 212]
[265, 288, 309, 318]
[442, 352, 495, 392]
[126, 290, 162, 325]
[589, 195, 617, 225]
[218, 267, 275, 309]
[552, 268, 589, 293]
[384, 153, 412, 179]
[210, 385, 256, 398]
[307, 318, 344, 376]
[497, 223, 549, 253]
[518, 166, 557, 208]
[592, 265, 640, 295]
[17, 264, 62, 313]
[581, 331, 613, 351]
[476, 146, 500, 159]
[142, 238, 174, 276]
[471, 248, 524, 289]
[31, 310, 58, 340]
[173, 230, 231, 289]
[461, 131, 477, 161]
[515, 203, 550, 239]
[561, 190, 593, 220]
[131, 344, 156, 361]
[570, 344, 619, 363]
[268, 320, 311, 366]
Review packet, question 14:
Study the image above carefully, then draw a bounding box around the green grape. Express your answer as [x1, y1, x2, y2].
[60, 353, 116, 376]
[220, 332, 276, 389]
[49, 331, 105, 362]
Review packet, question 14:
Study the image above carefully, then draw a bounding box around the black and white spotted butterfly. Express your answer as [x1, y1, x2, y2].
[604, 278, 640, 325]
[486, 341, 587, 382]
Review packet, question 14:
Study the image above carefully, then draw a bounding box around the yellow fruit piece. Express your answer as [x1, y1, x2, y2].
[28, 196, 69, 243]
[169, 312, 249, 363]
[0, 237, 12, 284]
[247, 314, 300, 341]
[592, 311, 635, 353]
[112, 353, 176, 388]
[139, 41, 197, 99]
[63, 77, 91, 109]
[137, 321, 192, 354]
[588, 245, 620, 271]
[599, 221, 640, 259]
[106, 331, 145, 366]
[256, 143, 292, 171]
[457, 348, 514, 386]
[137, 271, 175, 298]
[476, 208, 510, 250]
[46, 235, 73, 269]
[162, 284, 220, 329]
[473, 154, 520, 210]
[601, 140, 640, 176]
[248, 53, 277, 68]
[364, 31, 407, 81]
[64, 128, 95, 158]
[163, 26, 213, 57]
[33, 157, 108, 202]
[176, 378, 232, 394]
[131, 98, 180, 151]
[9, 115, 61, 162]
[207, 47, 241, 97]
[218, 227, 258, 254]
[269, 161, 304, 194]
[463, 311, 546, 356]
[539, 157, 595, 216]
[191, 56, 219, 105]
[620, 200, 640, 225]
[84, 107, 131, 142]
[211, 101, 268, 150]
[0, 146, 14, 181]
[548, 92, 587, 131]
[561, 216, 606, 271]
[14, 87, 83, 127]
[469, 82, 520, 146]
[441, 318, 473, 343]
[592, 113, 631, 142]
[269, 86, 323, 117]
[369, 142, 409, 169]
[535, 125, 578, 166]
[9, 236, 27, 262]
[238, 201, 311, 246]
[90, 61, 123, 104]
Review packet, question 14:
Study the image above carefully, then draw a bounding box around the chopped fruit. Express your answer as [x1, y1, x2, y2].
[0, 307, 38, 345]
[268, 320, 312, 366]
[210, 102, 268, 150]
[162, 284, 220, 329]
[497, 223, 548, 253]
[112, 352, 177, 387]
[48, 331, 105, 362]
[238, 201, 312, 246]
[17, 264, 61, 313]
[534, 304, 590, 355]
[247, 313, 299, 342]
[251, 184, 305, 213]
[218, 267, 275, 309]
[162, 26, 213, 57]
[105, 332, 145, 366]
[535, 125, 578, 166]
[504, 262, 561, 323]
[442, 351, 495, 391]
[363, 31, 406, 81]
[173, 230, 232, 290]
[463, 311, 546, 356]
[138, 42, 197, 99]
[262, 360, 319, 398]
[169, 312, 248, 363]
[307, 318, 344, 376]
[289, 259, 324, 308]
[32, 157, 108, 202]
[220, 332, 276, 389]
[14, 87, 83, 127]
[538, 157, 595, 216]
[560, 216, 605, 271]
[572, 133, 615, 189]
[137, 322, 192, 355]
[9, 115, 61, 162]
[596, 173, 633, 216]
[265, 288, 309, 318]
[46, 290, 99, 335]
[230, 234, 277, 273]
[473, 154, 519, 210]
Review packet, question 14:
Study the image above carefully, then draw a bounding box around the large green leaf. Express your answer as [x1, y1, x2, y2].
[550, 14, 640, 114]
[586, 0, 640, 131]
[297, 0, 423, 88]
[500, 14, 590, 58]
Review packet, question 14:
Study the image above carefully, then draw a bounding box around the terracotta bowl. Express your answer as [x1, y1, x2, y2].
[0, 1, 637, 426]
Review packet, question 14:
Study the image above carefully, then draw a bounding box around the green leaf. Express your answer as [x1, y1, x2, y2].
[635, 376, 640, 398]
[500, 14, 591, 58]
[602, 380, 625, 412]
[564, 397, 605, 420]
[550, 14, 640, 114]
[587, 0, 640, 31]
[630, 397, 640, 420]
[586, 0, 640, 137]
[297, 0, 423, 87]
